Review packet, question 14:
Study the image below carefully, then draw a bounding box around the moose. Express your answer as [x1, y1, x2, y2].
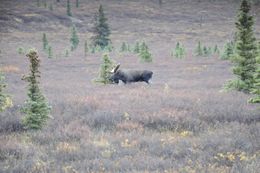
[109, 64, 153, 84]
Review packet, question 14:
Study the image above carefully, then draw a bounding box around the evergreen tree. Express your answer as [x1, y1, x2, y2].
[67, 0, 72, 16]
[120, 42, 128, 52]
[43, 0, 47, 8]
[84, 40, 88, 56]
[172, 42, 185, 59]
[42, 33, 48, 51]
[134, 41, 140, 53]
[76, 0, 79, 8]
[248, 62, 260, 103]
[203, 46, 208, 56]
[49, 3, 53, 11]
[221, 41, 235, 60]
[37, 0, 40, 7]
[91, 5, 111, 49]
[21, 49, 51, 130]
[65, 49, 69, 57]
[0, 72, 12, 112]
[214, 45, 220, 55]
[96, 54, 114, 84]
[17, 47, 25, 55]
[195, 41, 203, 56]
[226, 0, 257, 92]
[139, 42, 152, 62]
[48, 46, 53, 58]
[70, 25, 79, 51]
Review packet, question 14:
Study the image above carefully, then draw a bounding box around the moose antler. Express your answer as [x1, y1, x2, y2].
[110, 63, 120, 73]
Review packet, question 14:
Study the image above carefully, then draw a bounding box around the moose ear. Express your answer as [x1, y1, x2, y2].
[110, 63, 120, 73]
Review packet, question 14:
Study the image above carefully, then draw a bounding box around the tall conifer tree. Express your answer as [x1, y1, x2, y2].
[227, 0, 257, 92]
[91, 5, 111, 49]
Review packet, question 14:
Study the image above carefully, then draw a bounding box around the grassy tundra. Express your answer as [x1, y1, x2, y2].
[0, 0, 259, 172]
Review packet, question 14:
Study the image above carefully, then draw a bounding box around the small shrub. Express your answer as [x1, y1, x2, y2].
[134, 41, 140, 53]
[214, 45, 220, 55]
[17, 47, 25, 55]
[42, 33, 48, 51]
[67, 0, 72, 16]
[171, 42, 185, 59]
[120, 42, 128, 52]
[139, 42, 152, 62]
[65, 49, 69, 57]
[95, 54, 115, 84]
[0, 72, 12, 112]
[70, 25, 79, 51]
[84, 40, 88, 56]
[195, 41, 203, 56]
[49, 4, 53, 11]
[48, 46, 53, 58]
[221, 41, 235, 60]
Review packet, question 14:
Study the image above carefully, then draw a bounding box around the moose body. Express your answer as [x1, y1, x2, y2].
[109, 64, 153, 84]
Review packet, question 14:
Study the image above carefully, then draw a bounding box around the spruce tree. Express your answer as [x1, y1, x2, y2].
[76, 0, 79, 8]
[84, 40, 88, 56]
[21, 49, 51, 130]
[134, 41, 140, 53]
[195, 41, 203, 56]
[42, 33, 48, 51]
[91, 5, 111, 49]
[249, 62, 260, 103]
[120, 42, 128, 52]
[48, 46, 53, 58]
[172, 42, 185, 59]
[96, 54, 114, 84]
[70, 25, 79, 51]
[221, 41, 235, 60]
[0, 72, 12, 112]
[214, 45, 220, 55]
[227, 0, 257, 92]
[49, 4, 53, 11]
[37, 0, 40, 7]
[67, 0, 72, 16]
[139, 42, 152, 62]
[65, 49, 69, 57]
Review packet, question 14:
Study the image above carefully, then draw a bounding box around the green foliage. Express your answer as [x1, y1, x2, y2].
[134, 41, 140, 53]
[37, 0, 40, 7]
[21, 49, 51, 130]
[76, 0, 79, 8]
[221, 41, 235, 60]
[42, 33, 48, 51]
[172, 42, 185, 59]
[195, 41, 203, 56]
[91, 5, 111, 49]
[84, 40, 88, 56]
[139, 42, 152, 63]
[248, 63, 260, 103]
[43, 0, 47, 8]
[96, 54, 115, 84]
[214, 45, 220, 55]
[49, 3, 53, 11]
[67, 0, 72, 16]
[0, 72, 12, 112]
[48, 46, 53, 58]
[226, 0, 258, 92]
[17, 47, 25, 55]
[65, 49, 69, 57]
[120, 42, 128, 52]
[70, 25, 79, 51]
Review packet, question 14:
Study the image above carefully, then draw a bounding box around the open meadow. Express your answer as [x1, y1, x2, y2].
[0, 0, 260, 172]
